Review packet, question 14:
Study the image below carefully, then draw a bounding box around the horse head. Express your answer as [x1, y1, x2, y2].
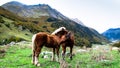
[61, 31, 74, 43]
[66, 31, 72, 39]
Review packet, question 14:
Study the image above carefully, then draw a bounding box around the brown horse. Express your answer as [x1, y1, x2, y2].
[32, 27, 68, 66]
[61, 31, 74, 60]
[52, 30, 74, 60]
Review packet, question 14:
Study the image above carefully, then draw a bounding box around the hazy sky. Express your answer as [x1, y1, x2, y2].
[0, 0, 120, 33]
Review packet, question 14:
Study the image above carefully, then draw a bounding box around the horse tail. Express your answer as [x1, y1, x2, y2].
[32, 34, 37, 51]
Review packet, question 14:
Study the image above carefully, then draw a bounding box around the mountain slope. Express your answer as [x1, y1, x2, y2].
[102, 28, 120, 41]
[1, 1, 109, 46]
[0, 7, 33, 44]
[0, 6, 26, 21]
[0, 6, 56, 45]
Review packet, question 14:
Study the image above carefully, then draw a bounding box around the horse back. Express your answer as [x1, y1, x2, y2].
[35, 32, 48, 46]
[45, 35, 59, 48]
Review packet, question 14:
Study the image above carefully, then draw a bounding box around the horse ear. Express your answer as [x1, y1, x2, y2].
[66, 31, 71, 39]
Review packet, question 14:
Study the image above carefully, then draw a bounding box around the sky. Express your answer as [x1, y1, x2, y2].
[0, 0, 120, 33]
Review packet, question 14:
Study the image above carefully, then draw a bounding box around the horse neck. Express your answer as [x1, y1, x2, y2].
[55, 34, 62, 38]
[52, 35, 65, 44]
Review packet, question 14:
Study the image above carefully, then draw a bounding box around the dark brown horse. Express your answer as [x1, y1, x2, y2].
[32, 27, 68, 66]
[52, 30, 74, 60]
[61, 31, 74, 60]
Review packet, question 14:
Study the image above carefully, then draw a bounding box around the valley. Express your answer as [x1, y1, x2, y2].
[0, 1, 120, 68]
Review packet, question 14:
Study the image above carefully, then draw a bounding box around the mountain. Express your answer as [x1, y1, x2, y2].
[71, 18, 85, 26]
[2, 1, 69, 20]
[102, 28, 120, 41]
[0, 1, 109, 46]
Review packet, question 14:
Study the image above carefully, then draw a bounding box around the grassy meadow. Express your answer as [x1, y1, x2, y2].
[0, 42, 120, 68]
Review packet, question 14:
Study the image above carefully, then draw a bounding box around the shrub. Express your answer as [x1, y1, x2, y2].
[0, 36, 25, 45]
[0, 24, 2, 27]
[0, 39, 8, 45]
[80, 38, 91, 47]
[112, 41, 120, 47]
[5, 23, 10, 28]
[0, 15, 5, 23]
[42, 25, 47, 28]
[47, 17, 58, 22]
[32, 21, 39, 24]
[9, 36, 24, 42]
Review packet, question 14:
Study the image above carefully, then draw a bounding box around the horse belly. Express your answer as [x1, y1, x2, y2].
[45, 44, 57, 48]
[64, 41, 74, 47]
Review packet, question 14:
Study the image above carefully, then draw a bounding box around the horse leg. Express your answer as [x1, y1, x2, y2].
[34, 47, 41, 66]
[56, 47, 60, 62]
[70, 46, 73, 60]
[52, 48, 55, 61]
[62, 46, 66, 60]
[32, 50, 35, 65]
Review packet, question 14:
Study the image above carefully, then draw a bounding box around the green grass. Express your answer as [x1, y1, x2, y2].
[0, 43, 120, 68]
[0, 44, 34, 68]
[0, 16, 33, 44]
[0, 42, 60, 68]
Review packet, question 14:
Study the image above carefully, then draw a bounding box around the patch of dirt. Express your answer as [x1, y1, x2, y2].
[0, 49, 6, 58]
[0, 49, 6, 53]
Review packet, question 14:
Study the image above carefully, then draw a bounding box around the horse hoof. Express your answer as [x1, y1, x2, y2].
[35, 63, 40, 66]
[37, 63, 40, 66]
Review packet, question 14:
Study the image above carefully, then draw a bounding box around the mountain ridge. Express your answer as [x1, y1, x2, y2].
[71, 18, 85, 26]
[2, 1, 69, 20]
[102, 28, 120, 41]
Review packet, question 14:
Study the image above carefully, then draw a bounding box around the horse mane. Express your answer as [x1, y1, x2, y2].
[51, 27, 66, 35]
